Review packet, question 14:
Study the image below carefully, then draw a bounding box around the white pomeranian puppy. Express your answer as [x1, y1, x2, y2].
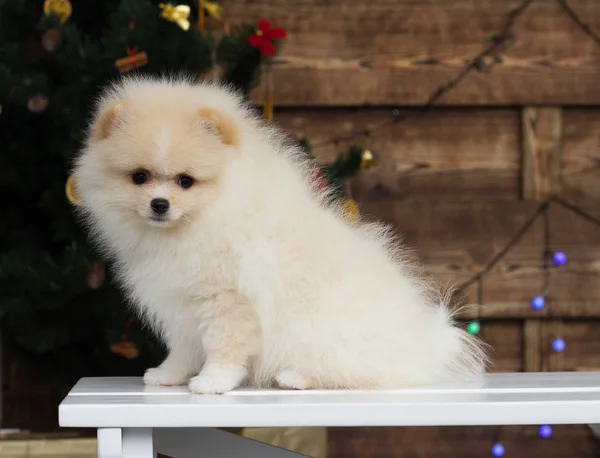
[72, 76, 487, 394]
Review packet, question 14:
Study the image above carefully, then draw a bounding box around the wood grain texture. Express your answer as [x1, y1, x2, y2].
[542, 320, 565, 371]
[275, 108, 521, 201]
[348, 199, 600, 317]
[328, 425, 600, 458]
[220, 0, 600, 106]
[522, 107, 562, 200]
[273, 107, 600, 205]
[458, 301, 600, 319]
[479, 321, 523, 373]
[523, 320, 542, 372]
[557, 320, 600, 371]
[562, 109, 600, 201]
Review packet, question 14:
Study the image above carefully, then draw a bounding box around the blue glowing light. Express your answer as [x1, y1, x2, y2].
[539, 424, 552, 438]
[552, 338, 566, 352]
[491, 443, 505, 457]
[553, 251, 567, 266]
[531, 296, 545, 310]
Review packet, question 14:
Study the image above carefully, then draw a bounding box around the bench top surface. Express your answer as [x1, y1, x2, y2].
[59, 372, 600, 428]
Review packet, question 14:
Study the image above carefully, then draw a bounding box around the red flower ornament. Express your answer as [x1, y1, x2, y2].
[248, 19, 286, 57]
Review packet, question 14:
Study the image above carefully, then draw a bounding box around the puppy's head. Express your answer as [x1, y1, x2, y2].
[75, 82, 240, 231]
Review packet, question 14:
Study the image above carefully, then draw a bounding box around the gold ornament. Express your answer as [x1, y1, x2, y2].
[65, 175, 80, 206]
[202, 0, 222, 20]
[197, 0, 223, 30]
[159, 3, 191, 31]
[341, 199, 360, 226]
[360, 149, 374, 169]
[43, 0, 72, 23]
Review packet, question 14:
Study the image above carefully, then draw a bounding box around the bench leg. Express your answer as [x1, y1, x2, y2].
[122, 428, 154, 458]
[98, 428, 122, 458]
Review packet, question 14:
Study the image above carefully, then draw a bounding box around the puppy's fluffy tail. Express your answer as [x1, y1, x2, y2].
[434, 293, 491, 381]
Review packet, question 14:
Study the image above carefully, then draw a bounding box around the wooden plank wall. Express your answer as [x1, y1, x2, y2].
[221, 0, 600, 456]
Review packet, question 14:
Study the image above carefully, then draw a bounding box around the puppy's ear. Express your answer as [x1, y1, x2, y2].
[197, 107, 240, 148]
[91, 100, 129, 141]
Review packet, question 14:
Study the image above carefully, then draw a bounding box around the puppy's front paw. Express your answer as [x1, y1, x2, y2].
[188, 363, 246, 394]
[143, 367, 190, 386]
[275, 370, 311, 390]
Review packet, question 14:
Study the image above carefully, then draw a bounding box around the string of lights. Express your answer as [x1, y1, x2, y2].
[558, 0, 600, 47]
[491, 424, 554, 457]
[310, 0, 597, 162]
[457, 203, 547, 293]
[309, 0, 534, 152]
[457, 196, 598, 344]
[455, 197, 597, 457]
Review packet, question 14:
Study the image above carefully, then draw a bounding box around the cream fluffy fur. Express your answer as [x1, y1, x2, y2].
[73, 76, 488, 394]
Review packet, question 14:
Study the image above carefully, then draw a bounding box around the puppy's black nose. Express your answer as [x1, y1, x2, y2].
[150, 198, 170, 215]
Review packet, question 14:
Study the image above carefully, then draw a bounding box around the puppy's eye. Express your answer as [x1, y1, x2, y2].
[178, 175, 194, 189]
[132, 171, 148, 185]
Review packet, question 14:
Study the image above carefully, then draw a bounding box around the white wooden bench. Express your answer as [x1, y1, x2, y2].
[59, 372, 600, 457]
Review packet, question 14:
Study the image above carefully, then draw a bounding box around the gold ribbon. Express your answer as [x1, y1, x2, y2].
[197, 0, 223, 30]
[203, 0, 222, 20]
[159, 3, 191, 31]
[263, 96, 273, 121]
[263, 61, 274, 121]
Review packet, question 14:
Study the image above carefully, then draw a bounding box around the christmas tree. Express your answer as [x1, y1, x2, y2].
[0, 0, 368, 386]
